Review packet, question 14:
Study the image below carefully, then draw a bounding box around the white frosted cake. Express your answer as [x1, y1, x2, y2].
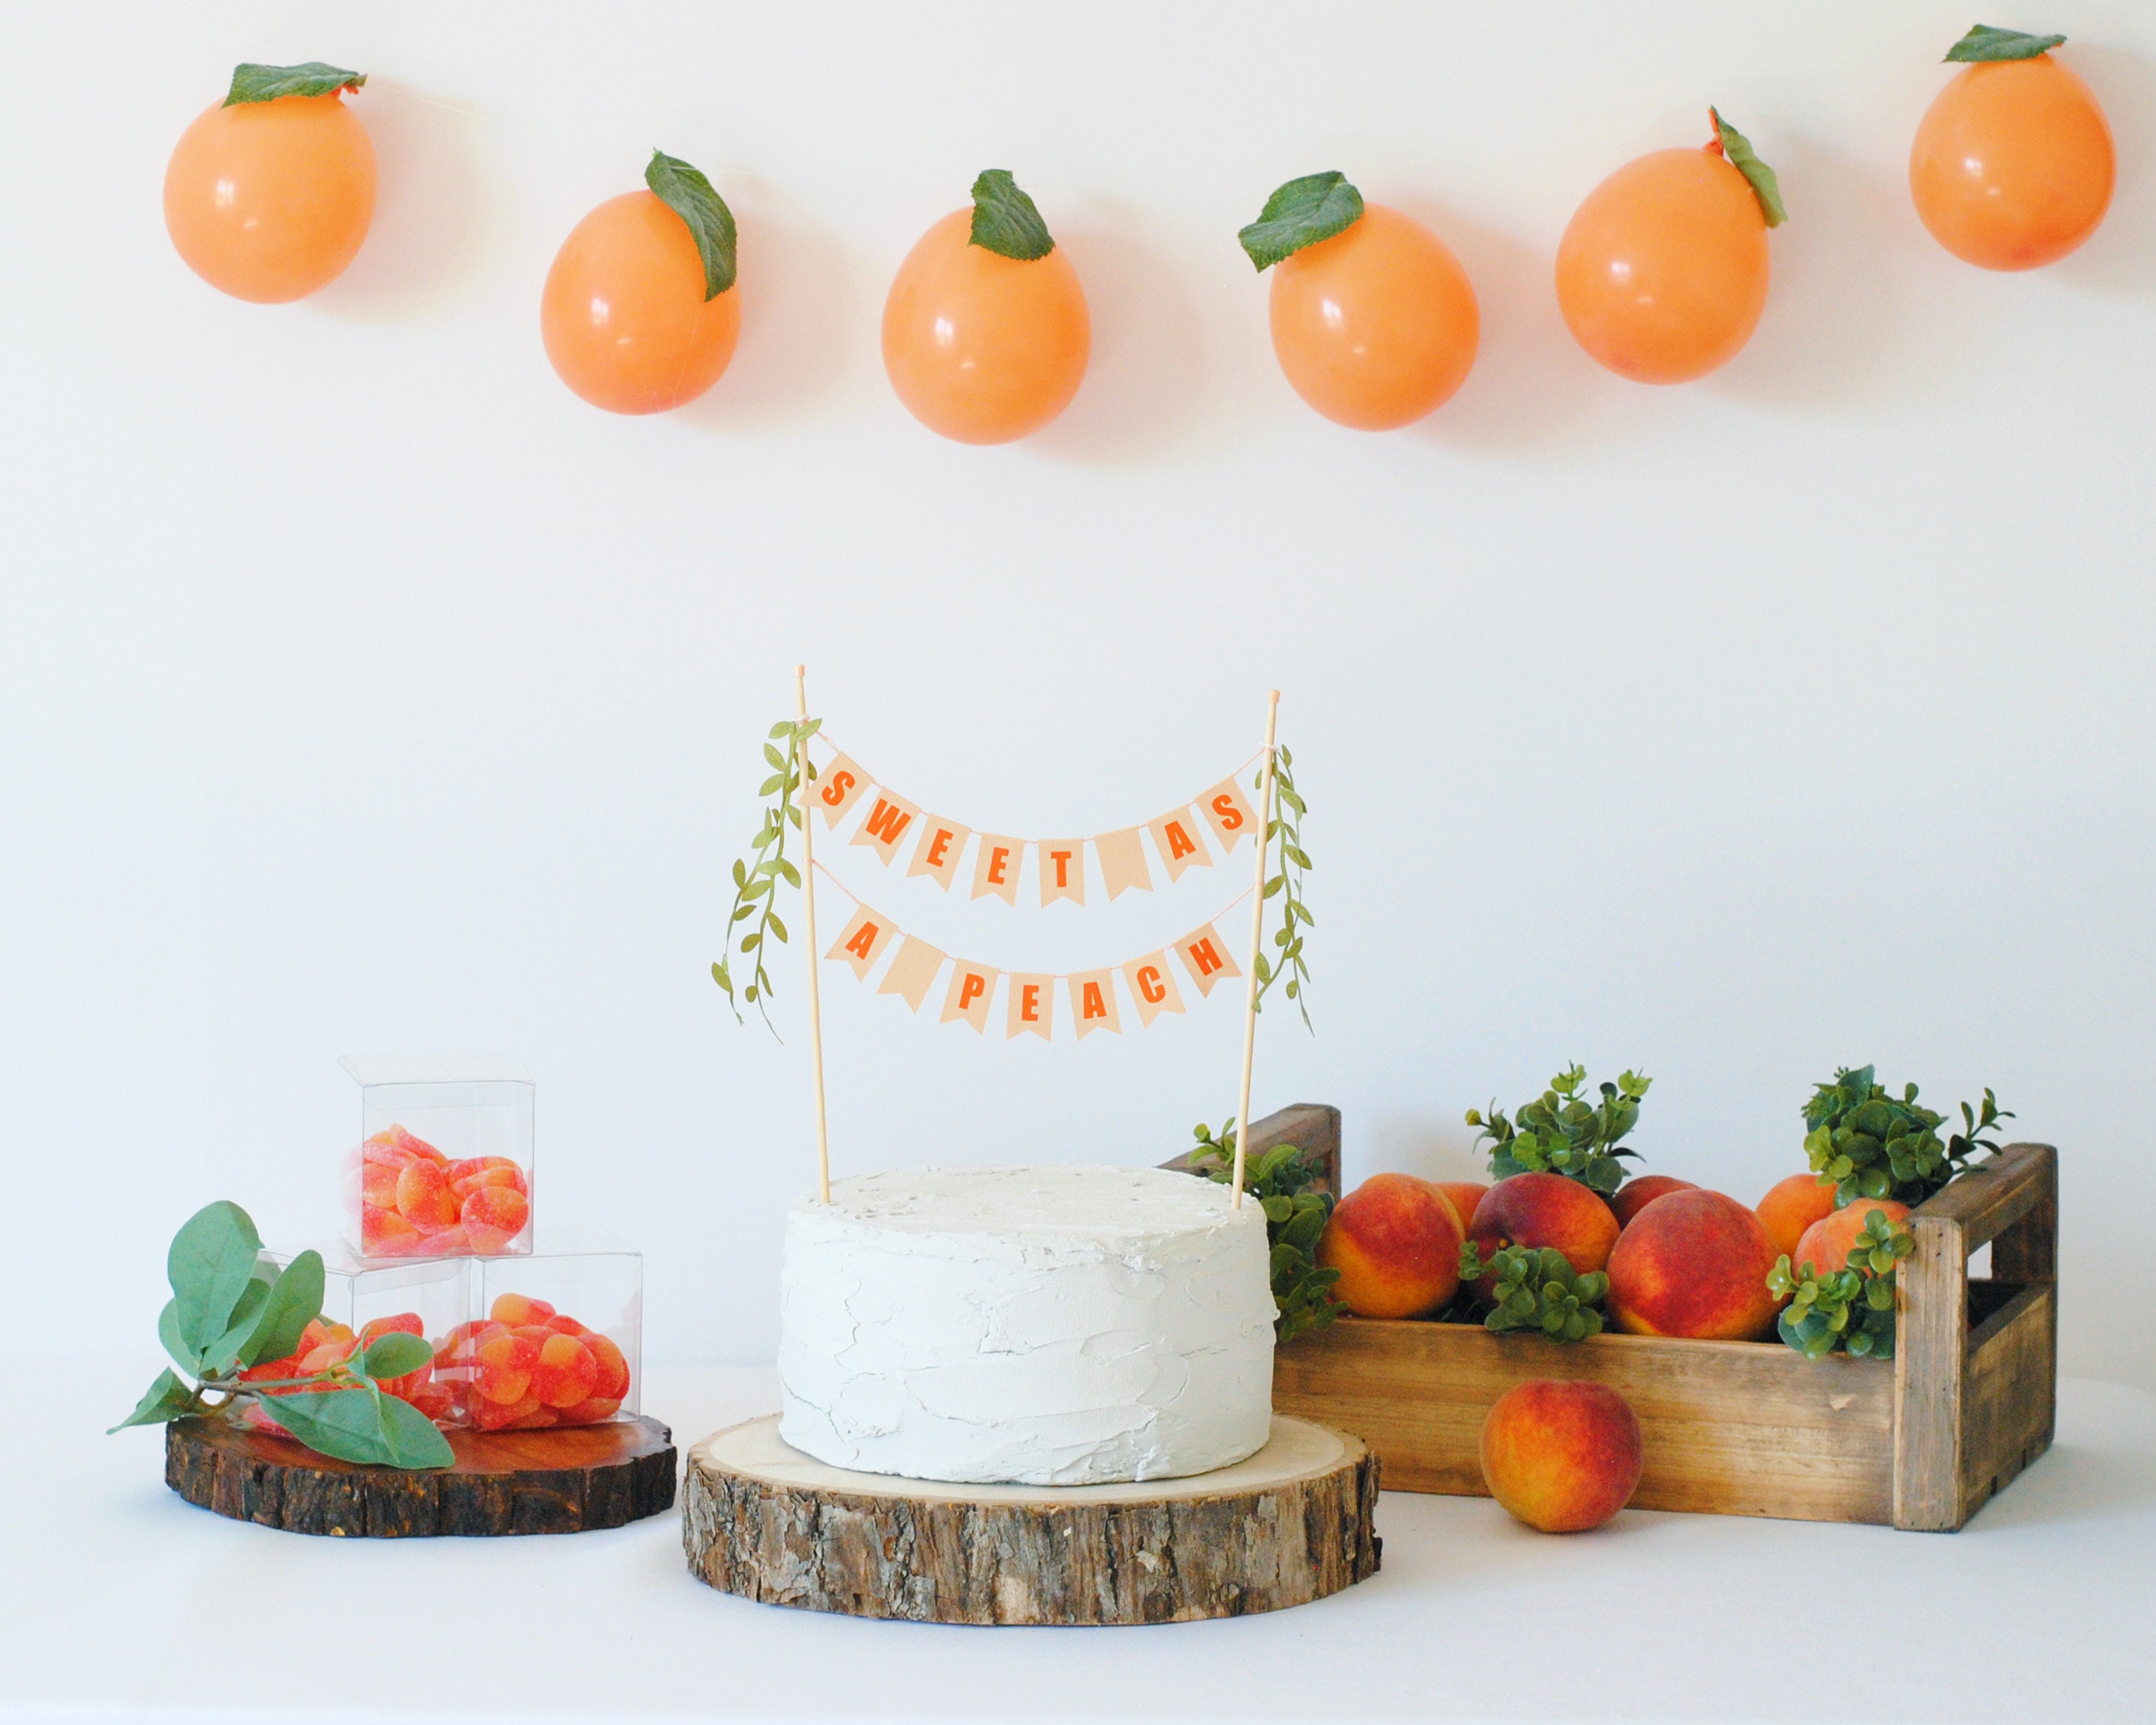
[777, 1166, 1276, 1486]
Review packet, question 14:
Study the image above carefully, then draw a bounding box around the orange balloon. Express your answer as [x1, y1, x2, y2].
[1268, 204, 1479, 429]
[1910, 55, 2114, 271]
[163, 93, 376, 303]
[882, 210, 1090, 444]
[1556, 146, 1769, 384]
[541, 191, 741, 415]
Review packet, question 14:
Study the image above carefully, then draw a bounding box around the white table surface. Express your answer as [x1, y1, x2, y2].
[10, 1361, 2154, 1724]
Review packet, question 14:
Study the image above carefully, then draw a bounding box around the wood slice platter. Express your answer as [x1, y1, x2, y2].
[683, 1414, 1379, 1626]
[166, 1414, 676, 1537]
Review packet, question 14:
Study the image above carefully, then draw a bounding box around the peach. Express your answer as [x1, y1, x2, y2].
[1610, 1175, 1697, 1230]
[1607, 1189, 1781, 1341]
[1793, 1199, 1911, 1279]
[1757, 1173, 1840, 1262]
[1479, 1379, 1643, 1533]
[1315, 1172, 1464, 1318]
[1428, 1181, 1488, 1233]
[1467, 1172, 1620, 1300]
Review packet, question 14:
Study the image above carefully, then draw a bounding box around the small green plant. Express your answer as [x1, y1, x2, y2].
[1457, 1240, 1609, 1342]
[1468, 1065, 1651, 1197]
[1769, 1209, 1915, 1360]
[1188, 1120, 1340, 1342]
[713, 716, 819, 1036]
[1252, 745, 1314, 1030]
[110, 1201, 452, 1469]
[1801, 1066, 2011, 1209]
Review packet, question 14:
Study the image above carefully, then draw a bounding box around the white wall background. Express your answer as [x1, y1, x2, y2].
[4, 1, 2152, 1389]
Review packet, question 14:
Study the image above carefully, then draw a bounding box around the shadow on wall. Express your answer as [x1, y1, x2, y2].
[315, 81, 492, 321]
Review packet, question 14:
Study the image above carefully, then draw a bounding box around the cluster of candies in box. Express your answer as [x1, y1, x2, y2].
[246, 1058, 642, 1436]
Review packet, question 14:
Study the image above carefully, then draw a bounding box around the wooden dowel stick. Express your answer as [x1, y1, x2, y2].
[795, 665, 831, 1204]
[1230, 690, 1280, 1207]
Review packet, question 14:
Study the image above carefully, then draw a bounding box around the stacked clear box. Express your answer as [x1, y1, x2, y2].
[341, 1055, 536, 1258]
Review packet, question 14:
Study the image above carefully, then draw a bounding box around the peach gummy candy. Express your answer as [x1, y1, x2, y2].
[531, 1333, 599, 1408]
[582, 1334, 630, 1402]
[461, 1184, 528, 1251]
[447, 1156, 527, 1199]
[475, 1331, 539, 1404]
[394, 1160, 459, 1228]
[490, 1293, 555, 1327]
[556, 1396, 623, 1426]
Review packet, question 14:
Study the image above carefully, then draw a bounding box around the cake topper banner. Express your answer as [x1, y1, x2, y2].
[811, 739, 1260, 908]
[817, 873, 1244, 1042]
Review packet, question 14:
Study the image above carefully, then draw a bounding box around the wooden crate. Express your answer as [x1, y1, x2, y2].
[1233, 1104, 2057, 1531]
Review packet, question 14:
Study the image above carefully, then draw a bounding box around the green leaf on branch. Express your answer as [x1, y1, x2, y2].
[1801, 1066, 2011, 1209]
[109, 1369, 200, 1433]
[1250, 743, 1314, 1030]
[1471, 1066, 1651, 1194]
[254, 1386, 404, 1466]
[1710, 108, 1787, 228]
[202, 1276, 271, 1374]
[377, 1394, 456, 1468]
[1238, 172, 1365, 270]
[646, 150, 738, 298]
[1945, 25, 2066, 62]
[356, 1331, 433, 1381]
[240, 1251, 325, 1367]
[225, 63, 366, 105]
[717, 711, 819, 1036]
[168, 1202, 263, 1359]
[1476, 1246, 1609, 1343]
[970, 169, 1055, 261]
[1186, 1120, 1340, 1341]
[158, 1300, 200, 1376]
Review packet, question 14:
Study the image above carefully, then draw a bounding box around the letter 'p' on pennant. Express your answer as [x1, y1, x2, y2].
[876, 935, 945, 1013]
[1068, 968, 1120, 1038]
[826, 904, 894, 982]
[1199, 776, 1259, 855]
[1173, 922, 1242, 999]
[1146, 807, 1212, 884]
[1122, 950, 1184, 1028]
[939, 961, 999, 1033]
[814, 752, 870, 829]
[1006, 973, 1054, 1040]
[849, 791, 920, 866]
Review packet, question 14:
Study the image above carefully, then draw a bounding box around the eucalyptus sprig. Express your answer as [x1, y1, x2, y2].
[1458, 1241, 1609, 1342]
[1469, 1065, 1651, 1197]
[713, 716, 818, 1035]
[1252, 744, 1314, 1030]
[110, 1202, 452, 1469]
[1769, 1209, 1914, 1360]
[1188, 1119, 1341, 1342]
[1801, 1066, 2011, 1209]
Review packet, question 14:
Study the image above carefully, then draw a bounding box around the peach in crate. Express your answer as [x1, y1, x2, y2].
[340, 1055, 535, 1258]
[458, 1228, 643, 1431]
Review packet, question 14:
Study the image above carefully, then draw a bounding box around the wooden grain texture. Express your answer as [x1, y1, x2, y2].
[1275, 1317, 1894, 1522]
[682, 1414, 1379, 1625]
[1159, 1102, 1340, 1197]
[166, 1415, 677, 1537]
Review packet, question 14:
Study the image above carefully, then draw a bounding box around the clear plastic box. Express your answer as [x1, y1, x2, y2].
[459, 1228, 643, 1431]
[251, 1245, 474, 1429]
[340, 1055, 535, 1259]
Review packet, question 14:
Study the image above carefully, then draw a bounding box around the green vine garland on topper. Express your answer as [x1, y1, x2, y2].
[713, 716, 819, 1036]
[110, 1201, 453, 1469]
[1253, 744, 1314, 1029]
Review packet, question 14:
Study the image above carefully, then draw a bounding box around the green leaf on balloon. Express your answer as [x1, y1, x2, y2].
[1945, 26, 2067, 63]
[969, 170, 1055, 261]
[225, 63, 366, 106]
[1710, 109, 1787, 228]
[1238, 172, 1365, 271]
[646, 150, 738, 299]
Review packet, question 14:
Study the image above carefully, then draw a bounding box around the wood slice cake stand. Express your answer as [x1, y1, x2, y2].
[166, 1414, 677, 1537]
[683, 1414, 1379, 1626]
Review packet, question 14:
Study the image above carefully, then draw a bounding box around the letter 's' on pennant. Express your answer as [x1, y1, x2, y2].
[876, 935, 946, 1013]
[1146, 807, 1212, 884]
[939, 960, 999, 1033]
[1199, 777, 1259, 854]
[1068, 968, 1121, 1038]
[826, 904, 893, 982]
[1006, 973, 1055, 1041]
[971, 834, 1022, 906]
[1039, 839, 1085, 907]
[850, 791, 920, 866]
[1094, 827, 1152, 900]
[815, 752, 870, 829]
[1122, 950, 1184, 1027]
[1173, 922, 1242, 998]
[907, 815, 970, 891]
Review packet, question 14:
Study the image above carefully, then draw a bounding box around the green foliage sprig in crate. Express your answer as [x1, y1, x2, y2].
[109, 1201, 452, 1469]
[713, 716, 819, 1037]
[1468, 1065, 1651, 1197]
[1802, 1065, 2011, 1208]
[1457, 1240, 1610, 1341]
[1188, 1120, 1340, 1341]
[1769, 1209, 1916, 1359]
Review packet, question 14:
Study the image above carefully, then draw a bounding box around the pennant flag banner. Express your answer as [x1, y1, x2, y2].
[808, 739, 1261, 910]
[821, 885, 1242, 1042]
